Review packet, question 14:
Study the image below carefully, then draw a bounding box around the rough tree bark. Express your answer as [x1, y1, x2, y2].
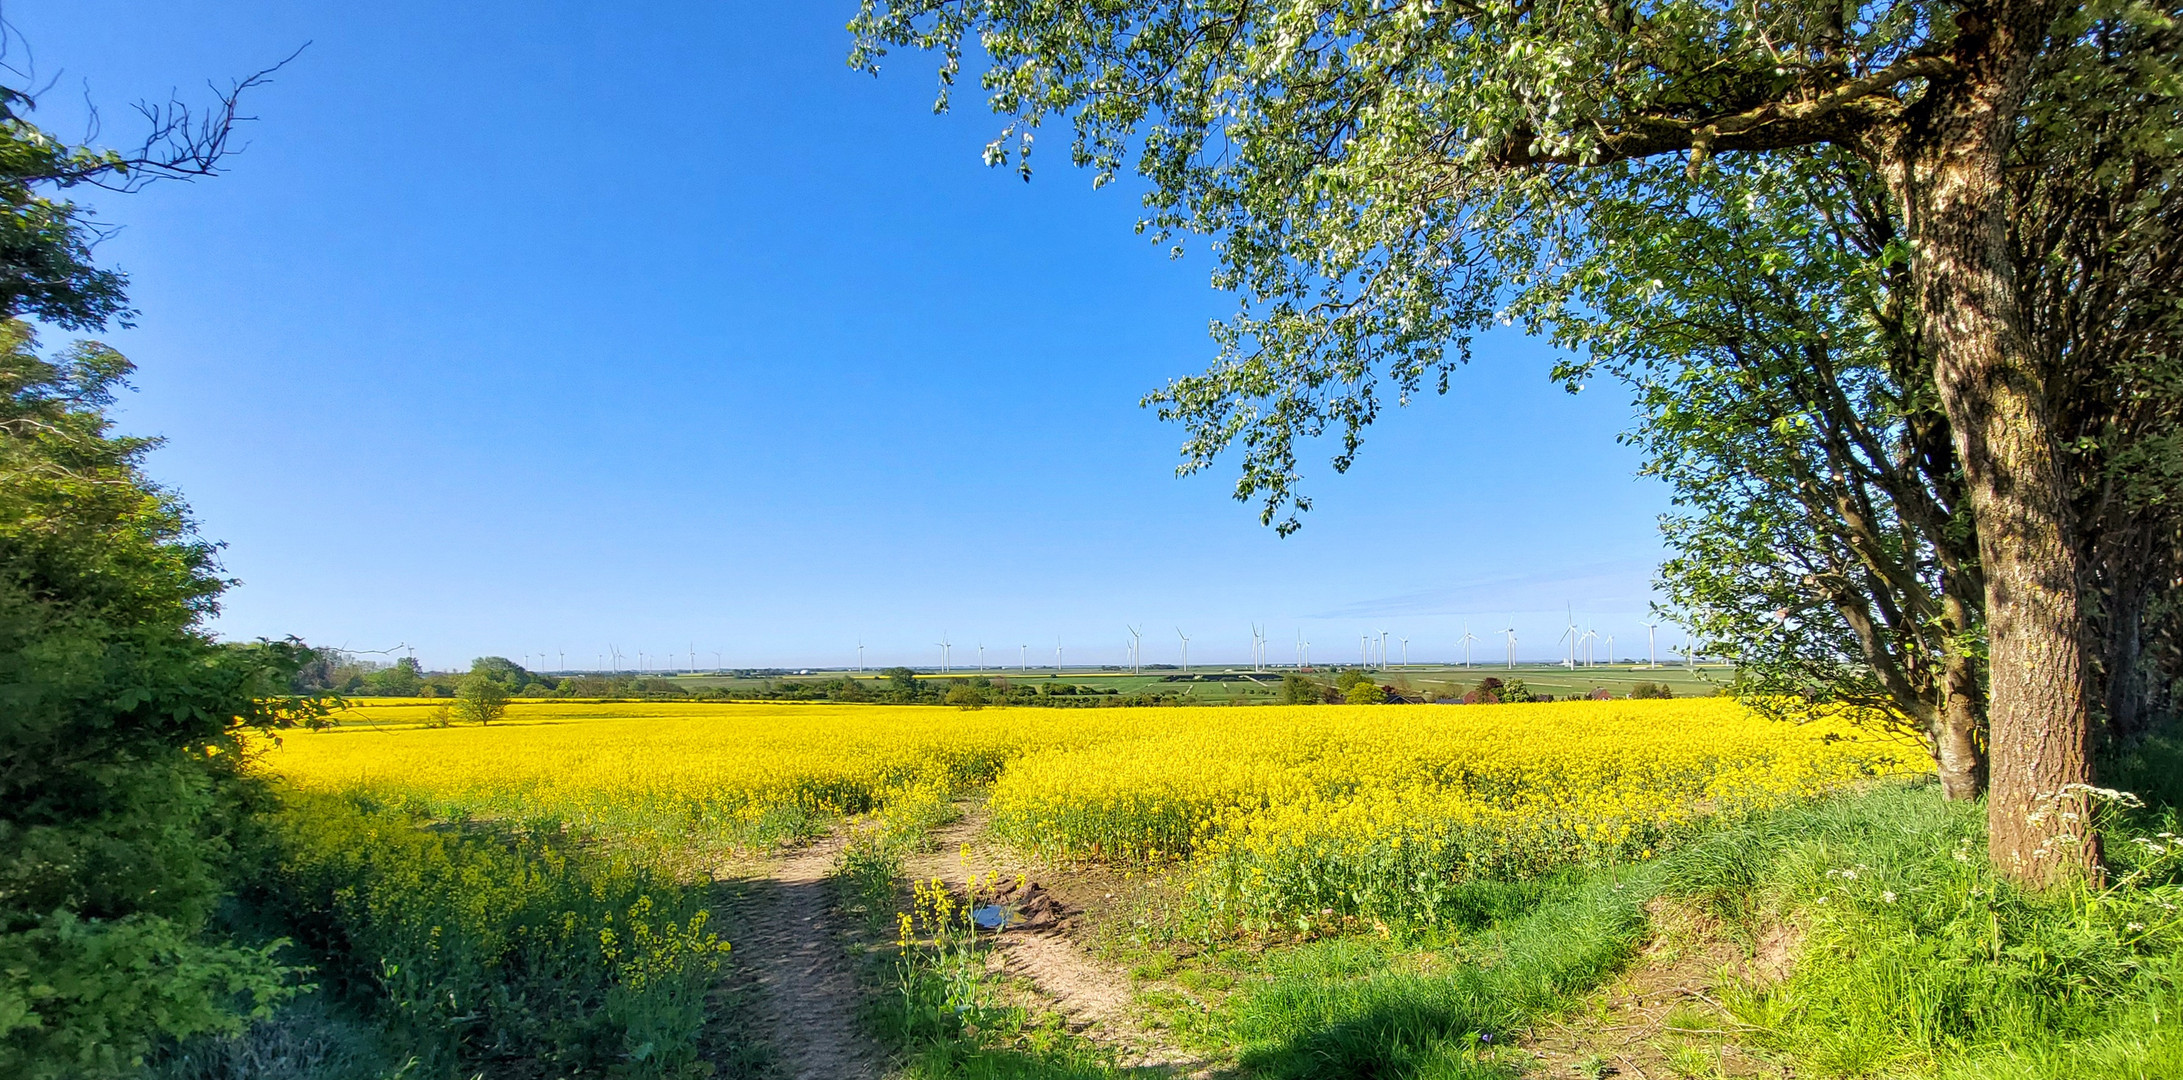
[1885, 1, 2096, 884]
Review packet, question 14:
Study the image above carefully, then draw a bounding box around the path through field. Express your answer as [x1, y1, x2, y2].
[716, 837, 885, 1080]
[906, 808, 1205, 1073]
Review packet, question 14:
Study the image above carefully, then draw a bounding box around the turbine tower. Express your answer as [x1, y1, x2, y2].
[1643, 621, 1658, 667]
[1176, 627, 1191, 674]
[1400, 637, 1409, 667]
[937, 633, 952, 673]
[1126, 626, 1143, 674]
[1019, 644, 1028, 672]
[857, 640, 865, 673]
[1460, 627, 1480, 668]
[1604, 634, 1614, 666]
[1503, 627, 1518, 669]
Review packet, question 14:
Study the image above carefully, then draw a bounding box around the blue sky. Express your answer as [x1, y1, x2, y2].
[18, 1, 1683, 671]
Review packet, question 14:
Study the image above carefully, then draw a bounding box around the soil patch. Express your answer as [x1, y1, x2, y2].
[905, 811, 1208, 1073]
[1520, 899, 1798, 1079]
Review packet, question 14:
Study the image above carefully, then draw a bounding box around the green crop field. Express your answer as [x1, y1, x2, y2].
[663, 662, 1728, 703]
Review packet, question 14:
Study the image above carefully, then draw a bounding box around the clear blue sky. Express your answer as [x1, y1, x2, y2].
[19, 1, 1685, 671]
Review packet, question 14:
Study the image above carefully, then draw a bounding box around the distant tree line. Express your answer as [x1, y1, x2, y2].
[295, 655, 1223, 709]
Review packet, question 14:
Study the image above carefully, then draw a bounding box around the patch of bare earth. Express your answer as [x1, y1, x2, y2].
[713, 836, 886, 1080]
[1519, 899, 1798, 1079]
[904, 809, 1216, 1075]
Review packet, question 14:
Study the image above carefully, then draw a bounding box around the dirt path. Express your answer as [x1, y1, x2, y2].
[714, 838, 886, 1080]
[904, 810, 1203, 1072]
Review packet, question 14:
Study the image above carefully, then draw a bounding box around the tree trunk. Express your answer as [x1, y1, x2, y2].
[1892, 1, 2095, 886]
[1936, 627, 1986, 801]
[2099, 562, 2150, 744]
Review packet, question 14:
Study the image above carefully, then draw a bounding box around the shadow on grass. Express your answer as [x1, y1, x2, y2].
[1232, 871, 1660, 1080]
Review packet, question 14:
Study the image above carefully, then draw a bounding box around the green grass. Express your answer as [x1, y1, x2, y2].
[1659, 758, 2183, 1079]
[1224, 868, 1663, 1079]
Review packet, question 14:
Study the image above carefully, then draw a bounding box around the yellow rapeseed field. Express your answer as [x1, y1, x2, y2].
[260, 698, 1926, 926]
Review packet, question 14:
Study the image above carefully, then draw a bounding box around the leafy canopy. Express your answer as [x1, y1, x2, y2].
[852, 0, 1965, 531]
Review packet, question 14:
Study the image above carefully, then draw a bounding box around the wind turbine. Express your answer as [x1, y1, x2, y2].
[977, 642, 985, 671]
[1019, 644, 1028, 672]
[1460, 627, 1480, 667]
[1644, 621, 1658, 667]
[1361, 633, 1371, 667]
[1056, 637, 1064, 672]
[857, 640, 865, 673]
[1400, 637, 1409, 667]
[1503, 627, 1518, 669]
[1558, 608, 1582, 669]
[1580, 628, 1598, 668]
[559, 649, 566, 672]
[1604, 634, 1615, 666]
[1176, 627, 1191, 673]
[1126, 626, 1143, 673]
[937, 633, 952, 673]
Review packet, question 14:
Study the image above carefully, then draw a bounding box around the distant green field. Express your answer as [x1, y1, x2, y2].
[664, 662, 1728, 702]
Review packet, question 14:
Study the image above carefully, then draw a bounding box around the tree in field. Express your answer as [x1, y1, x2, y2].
[456, 672, 511, 725]
[853, 0, 2144, 884]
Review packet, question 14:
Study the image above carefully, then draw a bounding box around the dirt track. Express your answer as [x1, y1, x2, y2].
[904, 811, 1203, 1072]
[716, 839, 885, 1080]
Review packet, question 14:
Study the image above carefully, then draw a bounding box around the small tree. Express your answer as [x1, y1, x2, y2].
[1278, 672, 1319, 705]
[945, 681, 988, 710]
[1344, 681, 1388, 706]
[455, 673, 509, 726]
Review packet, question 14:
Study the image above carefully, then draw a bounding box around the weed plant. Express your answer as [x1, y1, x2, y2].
[253, 792, 728, 1079]
[832, 805, 1123, 1079]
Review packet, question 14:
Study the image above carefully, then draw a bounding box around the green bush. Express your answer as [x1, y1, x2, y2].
[260, 792, 728, 1078]
[1, 322, 318, 1078]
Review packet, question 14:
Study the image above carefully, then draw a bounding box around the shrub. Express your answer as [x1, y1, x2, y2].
[2, 324, 316, 1078]
[261, 793, 727, 1078]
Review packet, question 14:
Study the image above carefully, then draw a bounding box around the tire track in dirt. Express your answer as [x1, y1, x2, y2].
[714, 837, 885, 1080]
[904, 808, 1204, 1072]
